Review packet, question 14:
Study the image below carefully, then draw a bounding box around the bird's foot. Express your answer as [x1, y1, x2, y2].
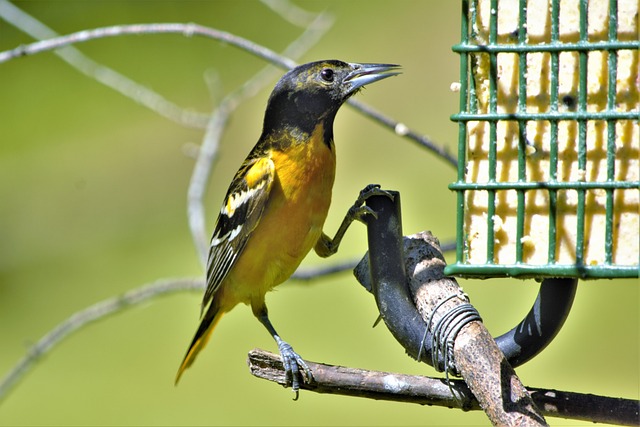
[349, 184, 395, 223]
[275, 337, 312, 400]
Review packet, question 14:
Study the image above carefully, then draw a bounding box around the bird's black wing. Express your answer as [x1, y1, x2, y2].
[201, 154, 275, 315]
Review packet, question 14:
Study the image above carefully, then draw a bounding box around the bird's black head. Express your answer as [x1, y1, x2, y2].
[262, 60, 400, 141]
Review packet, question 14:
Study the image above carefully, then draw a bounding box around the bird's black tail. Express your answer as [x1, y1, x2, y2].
[175, 302, 224, 384]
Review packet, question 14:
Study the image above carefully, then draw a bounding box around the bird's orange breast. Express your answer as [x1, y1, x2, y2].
[222, 124, 336, 308]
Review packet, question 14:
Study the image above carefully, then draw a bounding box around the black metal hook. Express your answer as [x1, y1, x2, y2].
[355, 190, 577, 369]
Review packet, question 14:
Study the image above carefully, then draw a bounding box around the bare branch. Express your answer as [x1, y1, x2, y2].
[248, 349, 640, 426]
[0, 1, 209, 128]
[0, 12, 294, 68]
[0, 278, 204, 404]
[347, 98, 458, 169]
[249, 349, 471, 407]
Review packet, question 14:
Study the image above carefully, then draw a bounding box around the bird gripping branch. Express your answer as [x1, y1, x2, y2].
[176, 60, 400, 395]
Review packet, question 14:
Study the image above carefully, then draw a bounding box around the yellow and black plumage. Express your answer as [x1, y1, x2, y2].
[176, 60, 399, 392]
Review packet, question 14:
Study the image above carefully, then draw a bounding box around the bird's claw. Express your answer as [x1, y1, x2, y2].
[348, 204, 378, 224]
[356, 184, 394, 206]
[349, 184, 393, 224]
[276, 339, 312, 399]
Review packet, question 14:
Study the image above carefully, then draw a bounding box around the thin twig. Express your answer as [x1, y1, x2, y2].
[0, 278, 204, 404]
[347, 98, 458, 169]
[248, 349, 640, 426]
[291, 259, 359, 281]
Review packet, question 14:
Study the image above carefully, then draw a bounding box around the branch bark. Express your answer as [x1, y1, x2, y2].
[404, 232, 546, 426]
[248, 349, 640, 426]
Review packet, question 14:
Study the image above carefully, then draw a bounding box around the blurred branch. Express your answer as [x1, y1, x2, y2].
[0, 0, 209, 128]
[248, 349, 640, 426]
[0, 1, 454, 169]
[260, 0, 321, 27]
[291, 259, 359, 281]
[0, 278, 204, 404]
[0, 16, 293, 69]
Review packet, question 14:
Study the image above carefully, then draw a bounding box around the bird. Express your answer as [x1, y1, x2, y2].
[175, 60, 400, 394]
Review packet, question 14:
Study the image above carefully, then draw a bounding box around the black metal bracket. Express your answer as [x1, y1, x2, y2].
[357, 190, 578, 369]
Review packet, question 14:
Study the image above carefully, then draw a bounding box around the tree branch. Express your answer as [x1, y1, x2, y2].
[248, 349, 640, 426]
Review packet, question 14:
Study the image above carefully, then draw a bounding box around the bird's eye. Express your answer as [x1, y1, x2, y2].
[320, 68, 334, 82]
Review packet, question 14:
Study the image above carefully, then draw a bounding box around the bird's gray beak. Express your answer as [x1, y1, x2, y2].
[345, 63, 401, 94]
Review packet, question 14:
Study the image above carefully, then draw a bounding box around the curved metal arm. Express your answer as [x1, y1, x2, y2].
[360, 191, 431, 362]
[356, 191, 577, 368]
[495, 277, 577, 366]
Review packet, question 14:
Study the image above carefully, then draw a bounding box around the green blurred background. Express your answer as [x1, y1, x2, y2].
[0, 1, 637, 425]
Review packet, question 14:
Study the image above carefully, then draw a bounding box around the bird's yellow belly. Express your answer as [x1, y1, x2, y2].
[224, 127, 336, 308]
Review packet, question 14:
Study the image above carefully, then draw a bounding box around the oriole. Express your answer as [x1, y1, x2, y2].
[176, 60, 400, 393]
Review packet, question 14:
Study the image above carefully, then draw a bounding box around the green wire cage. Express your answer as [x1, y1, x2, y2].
[446, 0, 639, 280]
